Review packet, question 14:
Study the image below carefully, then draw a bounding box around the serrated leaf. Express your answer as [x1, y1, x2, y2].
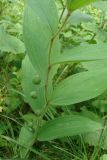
[38, 115, 102, 141]
[52, 44, 107, 65]
[50, 69, 107, 106]
[0, 27, 25, 54]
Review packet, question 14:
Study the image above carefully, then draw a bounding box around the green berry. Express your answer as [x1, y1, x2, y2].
[32, 75, 41, 85]
[30, 91, 37, 99]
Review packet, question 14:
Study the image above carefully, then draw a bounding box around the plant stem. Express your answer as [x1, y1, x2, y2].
[59, 0, 65, 23]
[35, 11, 71, 139]
[59, 7, 66, 23]
[44, 11, 71, 105]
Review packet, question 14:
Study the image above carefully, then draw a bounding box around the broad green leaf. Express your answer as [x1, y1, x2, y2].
[21, 55, 45, 114]
[23, 0, 59, 81]
[0, 27, 25, 54]
[69, 10, 92, 25]
[37, 115, 102, 141]
[94, 29, 107, 43]
[92, 1, 107, 12]
[23, 0, 60, 106]
[80, 108, 101, 122]
[82, 59, 107, 71]
[22, 113, 36, 123]
[84, 125, 107, 150]
[100, 154, 107, 160]
[50, 69, 107, 106]
[18, 125, 36, 158]
[66, 0, 96, 12]
[52, 44, 107, 65]
[22, 113, 39, 131]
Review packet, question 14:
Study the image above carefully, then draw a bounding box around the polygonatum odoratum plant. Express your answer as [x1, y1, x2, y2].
[20, 0, 107, 147]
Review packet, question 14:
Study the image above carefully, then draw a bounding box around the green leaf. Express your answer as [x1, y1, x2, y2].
[80, 108, 101, 122]
[83, 60, 107, 71]
[84, 125, 107, 150]
[23, 0, 59, 81]
[69, 10, 92, 25]
[52, 44, 107, 65]
[66, 0, 96, 12]
[37, 115, 102, 141]
[50, 69, 107, 106]
[0, 123, 6, 135]
[23, 0, 60, 107]
[21, 55, 45, 114]
[100, 154, 107, 160]
[0, 27, 25, 54]
[18, 125, 35, 158]
[92, 1, 107, 12]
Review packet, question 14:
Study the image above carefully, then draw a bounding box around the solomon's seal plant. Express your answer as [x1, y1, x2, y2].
[19, 0, 107, 158]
